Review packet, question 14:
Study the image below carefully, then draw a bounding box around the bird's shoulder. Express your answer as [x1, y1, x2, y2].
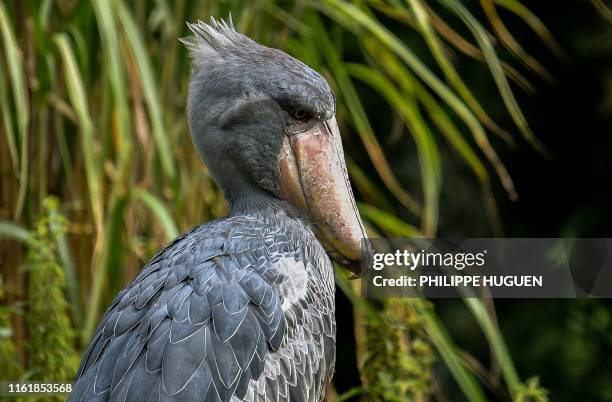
[70, 215, 307, 401]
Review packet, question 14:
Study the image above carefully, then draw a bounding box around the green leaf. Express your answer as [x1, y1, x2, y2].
[0, 221, 31, 243]
[0, 60, 18, 172]
[54, 33, 104, 233]
[83, 195, 127, 341]
[133, 189, 179, 240]
[346, 63, 441, 235]
[408, 0, 512, 143]
[480, 0, 553, 82]
[317, 0, 517, 200]
[464, 298, 521, 397]
[495, 0, 566, 59]
[438, 0, 549, 156]
[49, 205, 84, 330]
[358, 203, 421, 237]
[0, 1, 29, 218]
[414, 302, 488, 402]
[115, 1, 176, 179]
[92, 0, 132, 179]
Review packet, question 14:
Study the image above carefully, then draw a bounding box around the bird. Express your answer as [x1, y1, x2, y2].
[68, 17, 368, 402]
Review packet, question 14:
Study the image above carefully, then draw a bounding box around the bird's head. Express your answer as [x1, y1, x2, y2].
[182, 17, 368, 273]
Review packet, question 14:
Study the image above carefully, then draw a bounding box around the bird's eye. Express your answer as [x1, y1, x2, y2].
[291, 109, 310, 121]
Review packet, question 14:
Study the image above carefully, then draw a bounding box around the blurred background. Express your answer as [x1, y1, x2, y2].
[0, 0, 611, 401]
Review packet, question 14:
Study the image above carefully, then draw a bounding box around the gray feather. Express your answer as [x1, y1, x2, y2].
[162, 325, 207, 395]
[71, 209, 336, 402]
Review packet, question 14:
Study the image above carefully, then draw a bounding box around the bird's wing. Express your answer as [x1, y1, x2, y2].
[69, 218, 297, 402]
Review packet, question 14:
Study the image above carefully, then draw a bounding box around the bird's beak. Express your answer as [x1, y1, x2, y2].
[279, 116, 368, 273]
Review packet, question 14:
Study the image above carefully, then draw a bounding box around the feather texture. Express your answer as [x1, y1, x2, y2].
[69, 212, 336, 402]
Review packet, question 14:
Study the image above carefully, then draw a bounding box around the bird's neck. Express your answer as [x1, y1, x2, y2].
[210, 155, 312, 228]
[228, 184, 313, 228]
[227, 185, 280, 215]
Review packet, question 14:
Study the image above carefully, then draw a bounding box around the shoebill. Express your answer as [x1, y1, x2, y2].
[69, 17, 368, 402]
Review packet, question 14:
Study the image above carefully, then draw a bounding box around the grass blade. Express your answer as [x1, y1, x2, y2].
[414, 302, 488, 402]
[346, 63, 441, 235]
[0, 60, 18, 172]
[409, 0, 513, 144]
[133, 189, 179, 240]
[480, 0, 554, 82]
[84, 196, 127, 340]
[591, 0, 612, 22]
[413, 79, 489, 183]
[364, 44, 498, 218]
[439, 0, 549, 156]
[0, 1, 29, 219]
[358, 203, 421, 237]
[425, 4, 535, 94]
[464, 298, 521, 397]
[317, 0, 517, 200]
[84, 0, 135, 341]
[92, 0, 132, 165]
[115, 1, 176, 180]
[54, 34, 103, 233]
[0, 221, 31, 243]
[347, 159, 394, 211]
[335, 269, 379, 321]
[494, 0, 566, 59]
[48, 205, 84, 330]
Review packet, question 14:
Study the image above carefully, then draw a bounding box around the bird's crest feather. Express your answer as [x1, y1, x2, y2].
[180, 16, 238, 64]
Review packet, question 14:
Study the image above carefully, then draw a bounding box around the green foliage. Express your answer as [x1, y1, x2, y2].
[361, 299, 434, 402]
[25, 197, 79, 383]
[0, 275, 23, 381]
[514, 377, 548, 402]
